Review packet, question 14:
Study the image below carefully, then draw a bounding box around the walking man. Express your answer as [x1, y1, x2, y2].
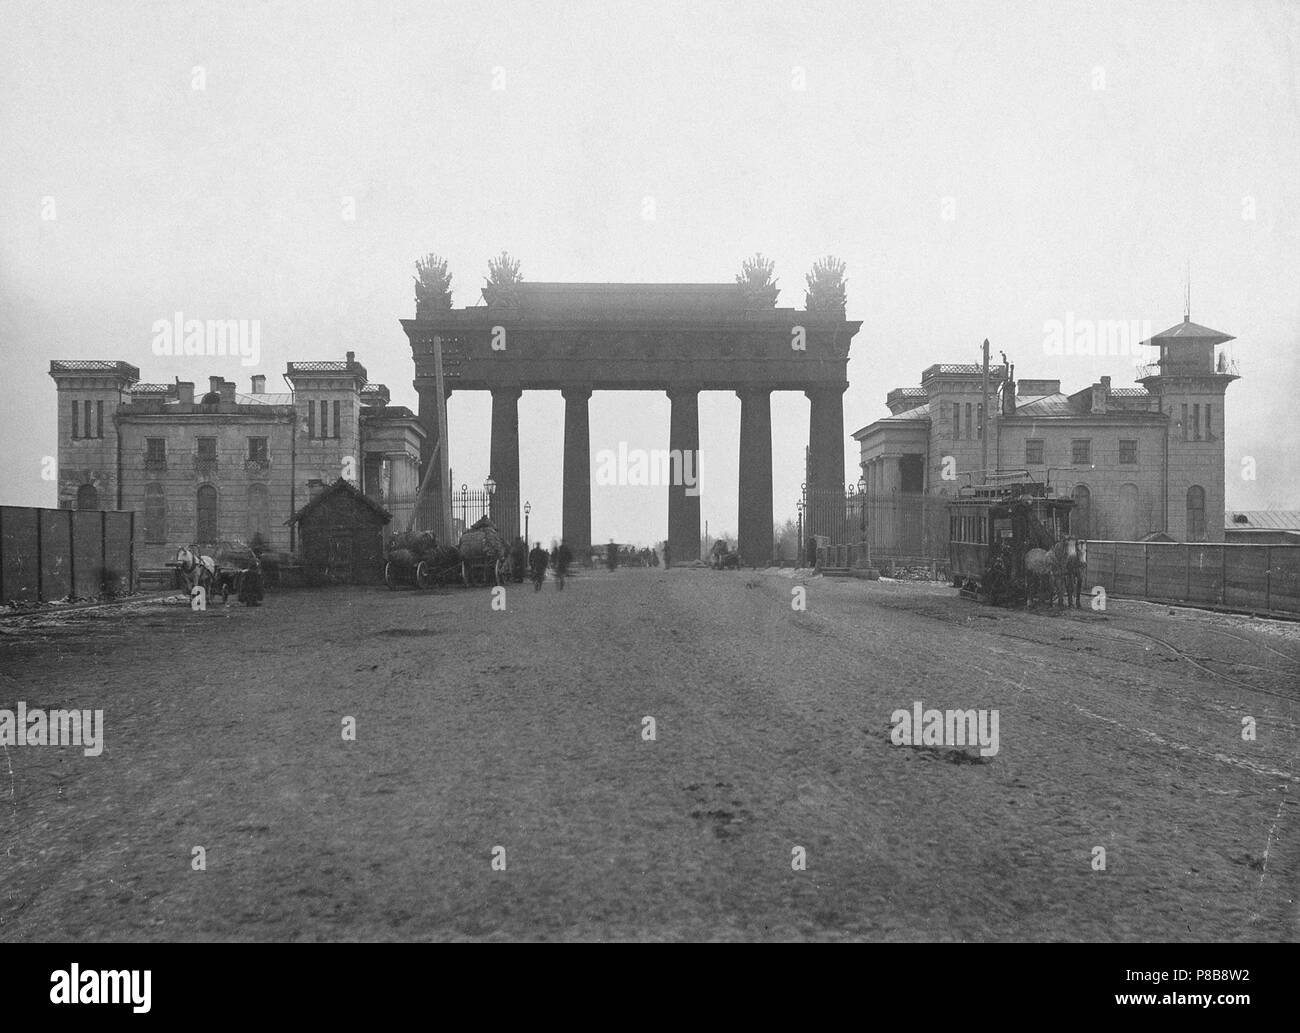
[528, 541, 549, 591]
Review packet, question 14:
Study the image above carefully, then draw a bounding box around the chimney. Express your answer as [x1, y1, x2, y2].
[219, 379, 236, 404]
[209, 375, 223, 395]
[346, 351, 355, 365]
[1092, 377, 1110, 414]
[1001, 378, 1016, 417]
[251, 374, 266, 394]
[177, 381, 194, 405]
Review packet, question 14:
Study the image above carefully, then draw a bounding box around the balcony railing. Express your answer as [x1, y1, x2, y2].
[243, 457, 271, 474]
[143, 453, 167, 471]
[193, 454, 219, 477]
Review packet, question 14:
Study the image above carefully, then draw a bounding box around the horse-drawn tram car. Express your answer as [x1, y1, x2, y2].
[948, 476, 1083, 607]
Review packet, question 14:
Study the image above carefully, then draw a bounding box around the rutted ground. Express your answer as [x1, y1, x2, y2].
[0, 569, 1296, 942]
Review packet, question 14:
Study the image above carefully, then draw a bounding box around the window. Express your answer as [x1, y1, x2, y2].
[1119, 439, 1137, 464]
[196, 485, 219, 543]
[97, 400, 104, 439]
[144, 483, 166, 543]
[196, 437, 218, 477]
[1187, 485, 1206, 541]
[1072, 439, 1091, 465]
[145, 438, 167, 470]
[71, 399, 79, 439]
[953, 403, 960, 441]
[965, 403, 972, 440]
[1192, 403, 1201, 441]
[1181, 403, 1188, 440]
[1025, 440, 1044, 465]
[1205, 403, 1212, 440]
[248, 437, 268, 462]
[333, 400, 341, 439]
[308, 401, 316, 439]
[84, 401, 93, 439]
[76, 484, 99, 511]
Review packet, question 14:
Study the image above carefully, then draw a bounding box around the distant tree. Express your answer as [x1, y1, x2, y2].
[804, 255, 847, 316]
[414, 253, 454, 314]
[484, 250, 523, 307]
[773, 518, 799, 563]
[736, 252, 779, 309]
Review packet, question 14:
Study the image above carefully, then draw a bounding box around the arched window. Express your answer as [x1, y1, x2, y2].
[196, 485, 219, 543]
[1072, 484, 1091, 539]
[1118, 483, 1139, 541]
[1187, 485, 1206, 542]
[247, 483, 270, 541]
[76, 484, 99, 511]
[144, 483, 166, 543]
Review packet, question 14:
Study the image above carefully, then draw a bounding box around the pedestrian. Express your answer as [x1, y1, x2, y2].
[528, 541, 549, 591]
[663, 541, 671, 568]
[605, 540, 618, 572]
[238, 550, 264, 607]
[554, 539, 573, 589]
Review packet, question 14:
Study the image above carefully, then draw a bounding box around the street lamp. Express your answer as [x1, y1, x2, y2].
[796, 498, 805, 566]
[523, 500, 531, 548]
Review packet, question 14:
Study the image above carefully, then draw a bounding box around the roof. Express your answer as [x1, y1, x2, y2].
[1014, 393, 1077, 417]
[882, 402, 931, 421]
[286, 478, 392, 526]
[496, 282, 745, 314]
[1142, 318, 1234, 346]
[1225, 510, 1300, 531]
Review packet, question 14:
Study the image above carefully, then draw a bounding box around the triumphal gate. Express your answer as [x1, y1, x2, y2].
[403, 283, 860, 565]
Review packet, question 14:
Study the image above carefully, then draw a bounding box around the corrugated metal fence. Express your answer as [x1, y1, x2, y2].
[0, 506, 136, 604]
[1086, 540, 1300, 616]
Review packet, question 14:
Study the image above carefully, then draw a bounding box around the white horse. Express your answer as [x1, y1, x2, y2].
[176, 545, 217, 595]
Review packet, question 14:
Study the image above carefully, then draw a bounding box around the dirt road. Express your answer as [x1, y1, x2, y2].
[1, 569, 1296, 941]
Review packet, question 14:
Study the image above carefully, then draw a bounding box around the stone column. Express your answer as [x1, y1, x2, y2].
[562, 388, 592, 555]
[667, 388, 700, 565]
[737, 388, 773, 567]
[416, 385, 449, 534]
[489, 387, 521, 542]
[807, 386, 847, 542]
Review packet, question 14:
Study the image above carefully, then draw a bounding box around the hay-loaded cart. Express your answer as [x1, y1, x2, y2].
[457, 516, 509, 586]
[384, 531, 461, 589]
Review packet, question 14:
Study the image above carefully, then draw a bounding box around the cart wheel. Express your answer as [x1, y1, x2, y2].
[384, 562, 397, 590]
[415, 561, 431, 590]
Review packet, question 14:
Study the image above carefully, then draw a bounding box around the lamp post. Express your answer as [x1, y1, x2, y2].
[523, 500, 531, 548]
[796, 498, 805, 567]
[484, 476, 496, 526]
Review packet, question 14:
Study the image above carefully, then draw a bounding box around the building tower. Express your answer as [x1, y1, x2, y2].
[1138, 317, 1238, 541]
[47, 360, 139, 509]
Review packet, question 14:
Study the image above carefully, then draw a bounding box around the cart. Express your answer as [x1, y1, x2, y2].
[458, 517, 508, 587]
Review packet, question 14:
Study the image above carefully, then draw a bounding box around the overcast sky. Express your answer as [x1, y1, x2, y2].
[2, 0, 1297, 543]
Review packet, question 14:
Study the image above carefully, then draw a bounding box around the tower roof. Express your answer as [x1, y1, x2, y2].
[1141, 318, 1234, 347]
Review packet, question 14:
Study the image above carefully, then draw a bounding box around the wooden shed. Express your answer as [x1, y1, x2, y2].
[287, 478, 392, 584]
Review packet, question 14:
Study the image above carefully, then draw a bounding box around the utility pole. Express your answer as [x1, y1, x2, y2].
[981, 338, 990, 485]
